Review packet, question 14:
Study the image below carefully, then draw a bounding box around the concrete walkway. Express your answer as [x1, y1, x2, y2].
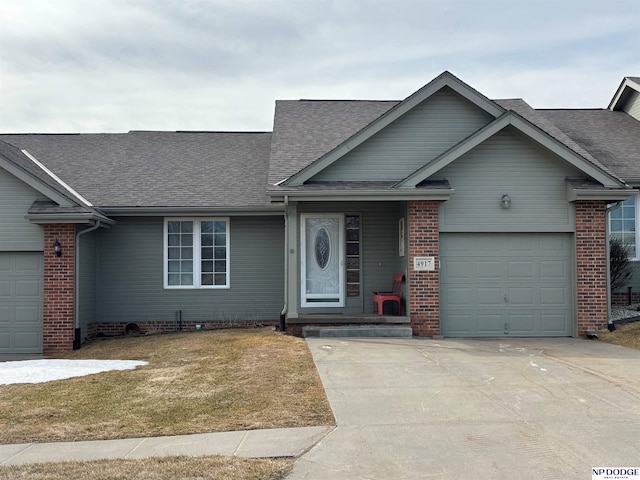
[288, 337, 640, 480]
[0, 426, 332, 465]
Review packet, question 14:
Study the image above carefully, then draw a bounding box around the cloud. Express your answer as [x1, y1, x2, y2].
[1, 0, 638, 132]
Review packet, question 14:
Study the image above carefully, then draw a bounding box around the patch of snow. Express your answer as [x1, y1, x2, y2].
[0, 359, 148, 385]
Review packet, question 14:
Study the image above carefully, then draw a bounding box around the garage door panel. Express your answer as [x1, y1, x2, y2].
[446, 314, 477, 333]
[540, 235, 568, 253]
[0, 280, 10, 297]
[507, 235, 534, 253]
[441, 233, 573, 337]
[508, 287, 534, 306]
[541, 314, 569, 332]
[508, 313, 535, 333]
[477, 314, 505, 334]
[540, 287, 567, 305]
[0, 252, 43, 354]
[477, 288, 503, 305]
[16, 279, 41, 297]
[14, 331, 41, 349]
[508, 261, 535, 280]
[447, 260, 474, 280]
[15, 305, 41, 323]
[441, 286, 476, 305]
[0, 255, 11, 271]
[477, 261, 502, 281]
[540, 261, 567, 280]
[475, 235, 505, 254]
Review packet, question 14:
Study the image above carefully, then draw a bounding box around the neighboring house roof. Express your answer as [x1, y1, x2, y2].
[608, 76, 640, 111]
[538, 109, 640, 184]
[0, 131, 275, 211]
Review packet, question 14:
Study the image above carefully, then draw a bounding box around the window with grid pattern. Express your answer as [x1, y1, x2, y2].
[165, 218, 229, 288]
[610, 195, 636, 259]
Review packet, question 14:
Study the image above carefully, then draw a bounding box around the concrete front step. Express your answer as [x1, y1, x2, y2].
[302, 325, 413, 338]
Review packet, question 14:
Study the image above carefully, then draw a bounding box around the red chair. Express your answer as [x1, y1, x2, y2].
[372, 273, 404, 315]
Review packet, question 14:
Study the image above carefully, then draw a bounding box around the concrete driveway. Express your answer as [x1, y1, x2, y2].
[289, 338, 640, 479]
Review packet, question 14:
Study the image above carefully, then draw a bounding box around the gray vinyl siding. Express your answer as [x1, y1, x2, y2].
[78, 230, 97, 337]
[436, 126, 582, 233]
[297, 202, 405, 314]
[0, 167, 44, 251]
[622, 90, 640, 121]
[96, 216, 284, 324]
[311, 87, 494, 182]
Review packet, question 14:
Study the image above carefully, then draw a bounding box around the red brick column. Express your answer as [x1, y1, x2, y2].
[408, 200, 440, 336]
[575, 201, 608, 336]
[43, 224, 75, 354]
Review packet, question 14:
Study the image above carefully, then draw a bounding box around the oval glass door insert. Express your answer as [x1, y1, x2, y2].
[315, 227, 331, 269]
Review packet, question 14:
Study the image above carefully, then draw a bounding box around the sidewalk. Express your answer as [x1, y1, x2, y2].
[0, 426, 332, 466]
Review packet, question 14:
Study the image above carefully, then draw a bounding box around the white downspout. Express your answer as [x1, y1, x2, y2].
[74, 220, 101, 349]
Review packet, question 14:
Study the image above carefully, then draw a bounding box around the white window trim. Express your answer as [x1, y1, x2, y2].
[609, 193, 638, 261]
[163, 217, 230, 289]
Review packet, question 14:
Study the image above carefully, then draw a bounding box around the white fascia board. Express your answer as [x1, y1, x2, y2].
[22, 149, 93, 207]
[287, 72, 504, 187]
[0, 156, 75, 207]
[608, 77, 640, 111]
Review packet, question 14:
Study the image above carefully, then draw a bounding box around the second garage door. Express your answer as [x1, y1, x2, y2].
[440, 233, 573, 337]
[0, 252, 43, 354]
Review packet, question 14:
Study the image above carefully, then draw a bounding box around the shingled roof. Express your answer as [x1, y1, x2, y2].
[538, 109, 640, 183]
[0, 131, 274, 210]
[2, 75, 638, 211]
[268, 100, 398, 186]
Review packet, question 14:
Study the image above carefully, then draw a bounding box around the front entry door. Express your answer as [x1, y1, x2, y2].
[301, 214, 344, 307]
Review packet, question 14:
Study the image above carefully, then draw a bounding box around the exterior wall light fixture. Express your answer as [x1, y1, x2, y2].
[53, 239, 62, 257]
[501, 194, 511, 209]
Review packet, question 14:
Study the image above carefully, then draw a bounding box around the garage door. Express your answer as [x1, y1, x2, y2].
[0, 252, 43, 353]
[440, 233, 573, 337]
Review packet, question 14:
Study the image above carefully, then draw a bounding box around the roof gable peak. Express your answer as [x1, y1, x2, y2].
[285, 71, 505, 186]
[608, 76, 640, 111]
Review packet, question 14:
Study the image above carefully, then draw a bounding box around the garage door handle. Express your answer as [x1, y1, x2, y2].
[504, 294, 508, 303]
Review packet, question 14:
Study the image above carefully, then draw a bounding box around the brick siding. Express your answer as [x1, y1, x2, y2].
[575, 200, 608, 336]
[89, 320, 277, 338]
[43, 224, 75, 354]
[408, 200, 441, 336]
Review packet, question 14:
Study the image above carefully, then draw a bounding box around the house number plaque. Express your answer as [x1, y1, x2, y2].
[413, 257, 435, 271]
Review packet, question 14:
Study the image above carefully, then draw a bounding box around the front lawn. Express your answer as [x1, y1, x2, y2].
[598, 320, 640, 350]
[0, 328, 334, 443]
[0, 455, 293, 480]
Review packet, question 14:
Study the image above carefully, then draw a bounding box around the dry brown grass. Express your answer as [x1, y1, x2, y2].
[0, 455, 293, 480]
[0, 328, 334, 443]
[598, 321, 640, 350]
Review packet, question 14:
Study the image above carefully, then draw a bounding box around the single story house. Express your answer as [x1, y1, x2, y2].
[1, 72, 639, 354]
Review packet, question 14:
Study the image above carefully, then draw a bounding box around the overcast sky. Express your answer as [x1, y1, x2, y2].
[1, 0, 638, 133]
